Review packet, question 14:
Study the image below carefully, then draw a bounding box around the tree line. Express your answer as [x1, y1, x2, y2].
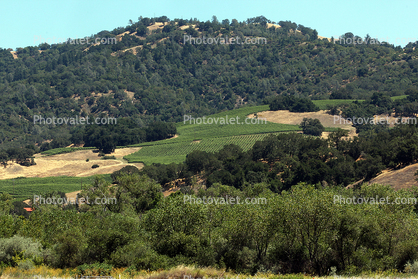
[69, 118, 176, 153]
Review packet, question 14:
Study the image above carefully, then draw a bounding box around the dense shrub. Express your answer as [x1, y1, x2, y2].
[0, 235, 46, 267]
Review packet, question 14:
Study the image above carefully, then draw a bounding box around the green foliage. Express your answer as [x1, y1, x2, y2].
[269, 95, 319, 112]
[0, 172, 418, 275]
[299, 117, 325, 136]
[17, 259, 35, 270]
[125, 105, 302, 165]
[405, 260, 418, 273]
[126, 134, 287, 165]
[0, 235, 46, 267]
[111, 165, 140, 183]
[2, 15, 418, 277]
[112, 174, 163, 214]
[0, 193, 13, 215]
[91, 164, 99, 168]
[140, 121, 418, 190]
[111, 241, 170, 270]
[81, 118, 176, 153]
[2, 15, 416, 151]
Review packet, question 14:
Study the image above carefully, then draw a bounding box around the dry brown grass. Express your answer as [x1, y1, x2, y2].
[10, 51, 18, 59]
[1, 265, 413, 279]
[124, 90, 135, 100]
[266, 23, 281, 29]
[369, 163, 418, 190]
[0, 148, 143, 180]
[147, 22, 167, 31]
[179, 24, 197, 30]
[116, 31, 130, 41]
[248, 109, 357, 139]
[145, 265, 228, 279]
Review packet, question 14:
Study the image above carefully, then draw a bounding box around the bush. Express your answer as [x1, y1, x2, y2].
[0, 235, 45, 267]
[110, 241, 170, 270]
[86, 158, 89, 162]
[102, 155, 116, 160]
[405, 260, 418, 273]
[18, 259, 35, 270]
[91, 164, 99, 168]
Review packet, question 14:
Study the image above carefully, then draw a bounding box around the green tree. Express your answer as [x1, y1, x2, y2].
[299, 118, 324, 136]
[112, 174, 163, 214]
[328, 128, 349, 150]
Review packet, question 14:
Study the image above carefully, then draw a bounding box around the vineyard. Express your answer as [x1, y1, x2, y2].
[0, 175, 112, 200]
[41, 146, 94, 156]
[39, 101, 371, 164]
[124, 133, 284, 165]
[124, 102, 363, 165]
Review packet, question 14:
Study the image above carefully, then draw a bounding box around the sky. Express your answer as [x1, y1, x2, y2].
[1, 0, 417, 49]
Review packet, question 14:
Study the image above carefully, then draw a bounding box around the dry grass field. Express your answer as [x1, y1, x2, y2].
[369, 163, 418, 190]
[0, 148, 143, 180]
[248, 109, 357, 138]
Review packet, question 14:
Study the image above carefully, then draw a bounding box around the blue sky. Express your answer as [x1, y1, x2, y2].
[1, 0, 417, 49]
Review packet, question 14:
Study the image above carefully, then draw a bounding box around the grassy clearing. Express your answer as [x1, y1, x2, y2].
[0, 175, 111, 200]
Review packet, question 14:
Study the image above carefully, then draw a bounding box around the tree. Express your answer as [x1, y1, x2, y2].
[111, 165, 140, 183]
[0, 193, 13, 215]
[300, 118, 324, 136]
[112, 174, 163, 214]
[328, 128, 349, 150]
[97, 135, 116, 154]
[406, 88, 418, 102]
[0, 151, 8, 168]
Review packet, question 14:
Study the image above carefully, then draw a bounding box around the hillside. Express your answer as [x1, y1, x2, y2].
[369, 162, 418, 190]
[1, 15, 418, 150]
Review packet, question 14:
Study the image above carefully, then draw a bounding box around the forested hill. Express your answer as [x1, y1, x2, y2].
[1, 15, 418, 149]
